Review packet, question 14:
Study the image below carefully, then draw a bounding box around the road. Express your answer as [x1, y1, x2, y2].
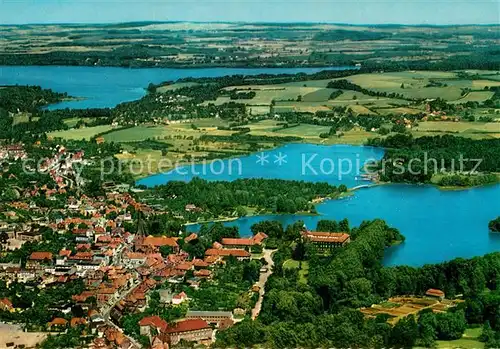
[102, 276, 142, 349]
[251, 248, 275, 320]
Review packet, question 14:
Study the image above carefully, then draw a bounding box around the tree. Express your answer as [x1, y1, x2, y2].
[0, 232, 8, 244]
[390, 315, 418, 348]
[147, 83, 157, 94]
[236, 206, 247, 217]
[480, 321, 495, 343]
[159, 245, 173, 257]
[417, 309, 437, 347]
[339, 218, 350, 232]
[251, 221, 284, 240]
[293, 239, 307, 261]
[489, 217, 500, 232]
[436, 311, 467, 340]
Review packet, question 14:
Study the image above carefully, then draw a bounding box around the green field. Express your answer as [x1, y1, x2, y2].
[102, 126, 166, 142]
[157, 82, 199, 93]
[48, 125, 115, 140]
[198, 71, 496, 116]
[12, 113, 30, 126]
[436, 328, 484, 349]
[275, 124, 331, 137]
[283, 259, 309, 284]
[450, 91, 495, 104]
[338, 71, 500, 102]
[414, 121, 500, 134]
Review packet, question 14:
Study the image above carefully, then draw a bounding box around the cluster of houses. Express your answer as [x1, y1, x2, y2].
[0, 144, 27, 161]
[0, 144, 279, 348]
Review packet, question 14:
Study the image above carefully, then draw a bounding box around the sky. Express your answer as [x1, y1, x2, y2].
[0, 0, 499, 25]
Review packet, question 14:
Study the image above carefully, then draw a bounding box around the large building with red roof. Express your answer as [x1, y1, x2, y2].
[205, 248, 251, 261]
[301, 231, 350, 250]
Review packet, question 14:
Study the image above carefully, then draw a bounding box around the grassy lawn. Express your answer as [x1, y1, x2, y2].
[436, 328, 484, 349]
[283, 259, 309, 284]
[12, 113, 30, 125]
[48, 125, 114, 140]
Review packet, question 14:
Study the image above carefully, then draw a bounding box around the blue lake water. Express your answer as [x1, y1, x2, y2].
[136, 143, 385, 189]
[0, 65, 355, 109]
[138, 143, 500, 267]
[186, 183, 500, 267]
[3, 65, 499, 267]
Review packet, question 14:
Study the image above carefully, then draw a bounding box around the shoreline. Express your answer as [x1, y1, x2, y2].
[0, 63, 358, 70]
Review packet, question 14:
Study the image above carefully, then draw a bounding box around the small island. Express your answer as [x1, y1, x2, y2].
[489, 217, 500, 232]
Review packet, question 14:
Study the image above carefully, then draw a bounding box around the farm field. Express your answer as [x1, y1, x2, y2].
[338, 71, 500, 102]
[275, 124, 331, 137]
[48, 125, 115, 140]
[414, 121, 500, 134]
[193, 70, 499, 117]
[450, 91, 495, 104]
[156, 82, 199, 93]
[360, 296, 464, 325]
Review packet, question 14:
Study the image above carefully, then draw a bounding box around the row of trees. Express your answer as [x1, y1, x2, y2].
[0, 85, 68, 113]
[140, 178, 341, 220]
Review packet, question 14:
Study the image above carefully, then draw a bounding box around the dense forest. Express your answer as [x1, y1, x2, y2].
[138, 177, 344, 220]
[0, 86, 114, 142]
[215, 219, 500, 348]
[0, 85, 68, 113]
[367, 134, 500, 184]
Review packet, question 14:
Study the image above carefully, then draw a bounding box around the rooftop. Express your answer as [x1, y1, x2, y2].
[205, 248, 251, 258]
[165, 318, 210, 334]
[302, 231, 350, 244]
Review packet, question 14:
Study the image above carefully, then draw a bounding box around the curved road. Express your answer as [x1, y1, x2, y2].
[251, 248, 275, 320]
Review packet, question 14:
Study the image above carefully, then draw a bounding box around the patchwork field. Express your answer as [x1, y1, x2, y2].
[338, 71, 500, 102]
[48, 125, 115, 140]
[361, 296, 463, 325]
[193, 70, 499, 117]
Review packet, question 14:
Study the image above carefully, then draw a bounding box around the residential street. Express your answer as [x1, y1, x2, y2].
[251, 248, 275, 320]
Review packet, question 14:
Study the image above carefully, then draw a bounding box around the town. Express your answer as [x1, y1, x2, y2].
[1, 3, 500, 347]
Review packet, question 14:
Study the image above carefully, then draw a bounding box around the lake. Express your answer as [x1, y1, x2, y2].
[3, 65, 498, 267]
[186, 183, 500, 267]
[137, 143, 500, 267]
[0, 65, 355, 109]
[136, 143, 385, 189]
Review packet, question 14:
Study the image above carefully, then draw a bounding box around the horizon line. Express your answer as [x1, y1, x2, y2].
[2, 20, 499, 27]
